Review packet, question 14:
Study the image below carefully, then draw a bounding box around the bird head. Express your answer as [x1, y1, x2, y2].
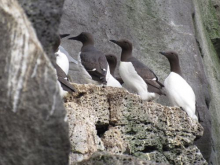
[68, 32, 94, 44]
[159, 51, 179, 61]
[110, 39, 132, 51]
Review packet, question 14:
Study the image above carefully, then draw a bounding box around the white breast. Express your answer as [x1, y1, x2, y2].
[57, 81, 68, 97]
[119, 62, 156, 100]
[106, 65, 122, 88]
[164, 72, 197, 120]
[56, 49, 69, 75]
[59, 46, 78, 64]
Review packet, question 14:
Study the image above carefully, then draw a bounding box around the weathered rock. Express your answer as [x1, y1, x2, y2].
[196, 0, 220, 58]
[211, 0, 220, 24]
[65, 83, 207, 165]
[59, 0, 216, 162]
[17, 0, 65, 63]
[193, 0, 220, 164]
[72, 152, 169, 165]
[0, 1, 69, 165]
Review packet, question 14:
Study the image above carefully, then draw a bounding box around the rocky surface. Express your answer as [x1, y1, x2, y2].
[72, 152, 169, 165]
[59, 0, 220, 163]
[193, 1, 220, 164]
[0, 1, 69, 165]
[17, 0, 65, 63]
[65, 83, 207, 165]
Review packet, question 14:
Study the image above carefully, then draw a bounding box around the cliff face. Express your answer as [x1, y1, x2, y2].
[66, 83, 207, 165]
[193, 0, 220, 163]
[59, 0, 220, 164]
[0, 0, 69, 165]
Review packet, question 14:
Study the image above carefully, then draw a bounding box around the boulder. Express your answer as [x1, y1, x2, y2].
[0, 1, 69, 164]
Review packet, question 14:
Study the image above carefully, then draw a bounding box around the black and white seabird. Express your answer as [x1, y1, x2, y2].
[105, 54, 122, 87]
[68, 32, 108, 85]
[58, 34, 78, 65]
[159, 51, 198, 120]
[53, 34, 76, 97]
[55, 63, 76, 97]
[110, 39, 165, 101]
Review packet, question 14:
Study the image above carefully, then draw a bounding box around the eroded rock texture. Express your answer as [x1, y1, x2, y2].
[60, 0, 220, 163]
[65, 84, 207, 165]
[17, 0, 65, 62]
[72, 152, 169, 165]
[0, 1, 69, 165]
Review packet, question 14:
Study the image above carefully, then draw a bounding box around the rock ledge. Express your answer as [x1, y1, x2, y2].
[65, 84, 207, 165]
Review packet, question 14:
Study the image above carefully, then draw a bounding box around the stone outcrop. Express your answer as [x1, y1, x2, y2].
[65, 83, 207, 165]
[0, 1, 69, 165]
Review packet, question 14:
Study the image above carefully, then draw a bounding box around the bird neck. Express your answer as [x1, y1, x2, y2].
[81, 43, 94, 51]
[109, 63, 116, 76]
[169, 60, 182, 76]
[121, 49, 132, 61]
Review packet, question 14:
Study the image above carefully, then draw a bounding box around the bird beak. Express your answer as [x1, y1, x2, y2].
[159, 52, 166, 56]
[110, 40, 117, 44]
[60, 34, 70, 38]
[68, 35, 80, 40]
[110, 40, 118, 44]
[68, 37, 78, 40]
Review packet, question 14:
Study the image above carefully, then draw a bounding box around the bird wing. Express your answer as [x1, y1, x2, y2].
[58, 77, 76, 92]
[55, 64, 76, 92]
[55, 64, 67, 79]
[80, 51, 107, 84]
[129, 57, 165, 95]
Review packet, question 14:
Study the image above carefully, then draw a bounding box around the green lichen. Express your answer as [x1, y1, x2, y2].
[198, 0, 220, 40]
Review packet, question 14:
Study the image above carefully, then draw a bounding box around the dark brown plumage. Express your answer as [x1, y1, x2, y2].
[55, 64, 76, 92]
[159, 51, 182, 76]
[69, 32, 107, 84]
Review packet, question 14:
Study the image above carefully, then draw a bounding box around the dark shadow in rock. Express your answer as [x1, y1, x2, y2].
[96, 123, 109, 137]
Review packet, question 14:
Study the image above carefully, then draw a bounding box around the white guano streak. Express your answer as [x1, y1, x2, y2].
[31, 55, 41, 78]
[4, 0, 56, 114]
[47, 84, 58, 120]
[8, 32, 29, 113]
[169, 20, 193, 36]
[4, 1, 30, 113]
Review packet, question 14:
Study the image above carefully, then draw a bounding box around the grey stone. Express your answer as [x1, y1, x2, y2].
[193, 0, 220, 164]
[0, 1, 69, 165]
[17, 0, 65, 63]
[72, 152, 169, 165]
